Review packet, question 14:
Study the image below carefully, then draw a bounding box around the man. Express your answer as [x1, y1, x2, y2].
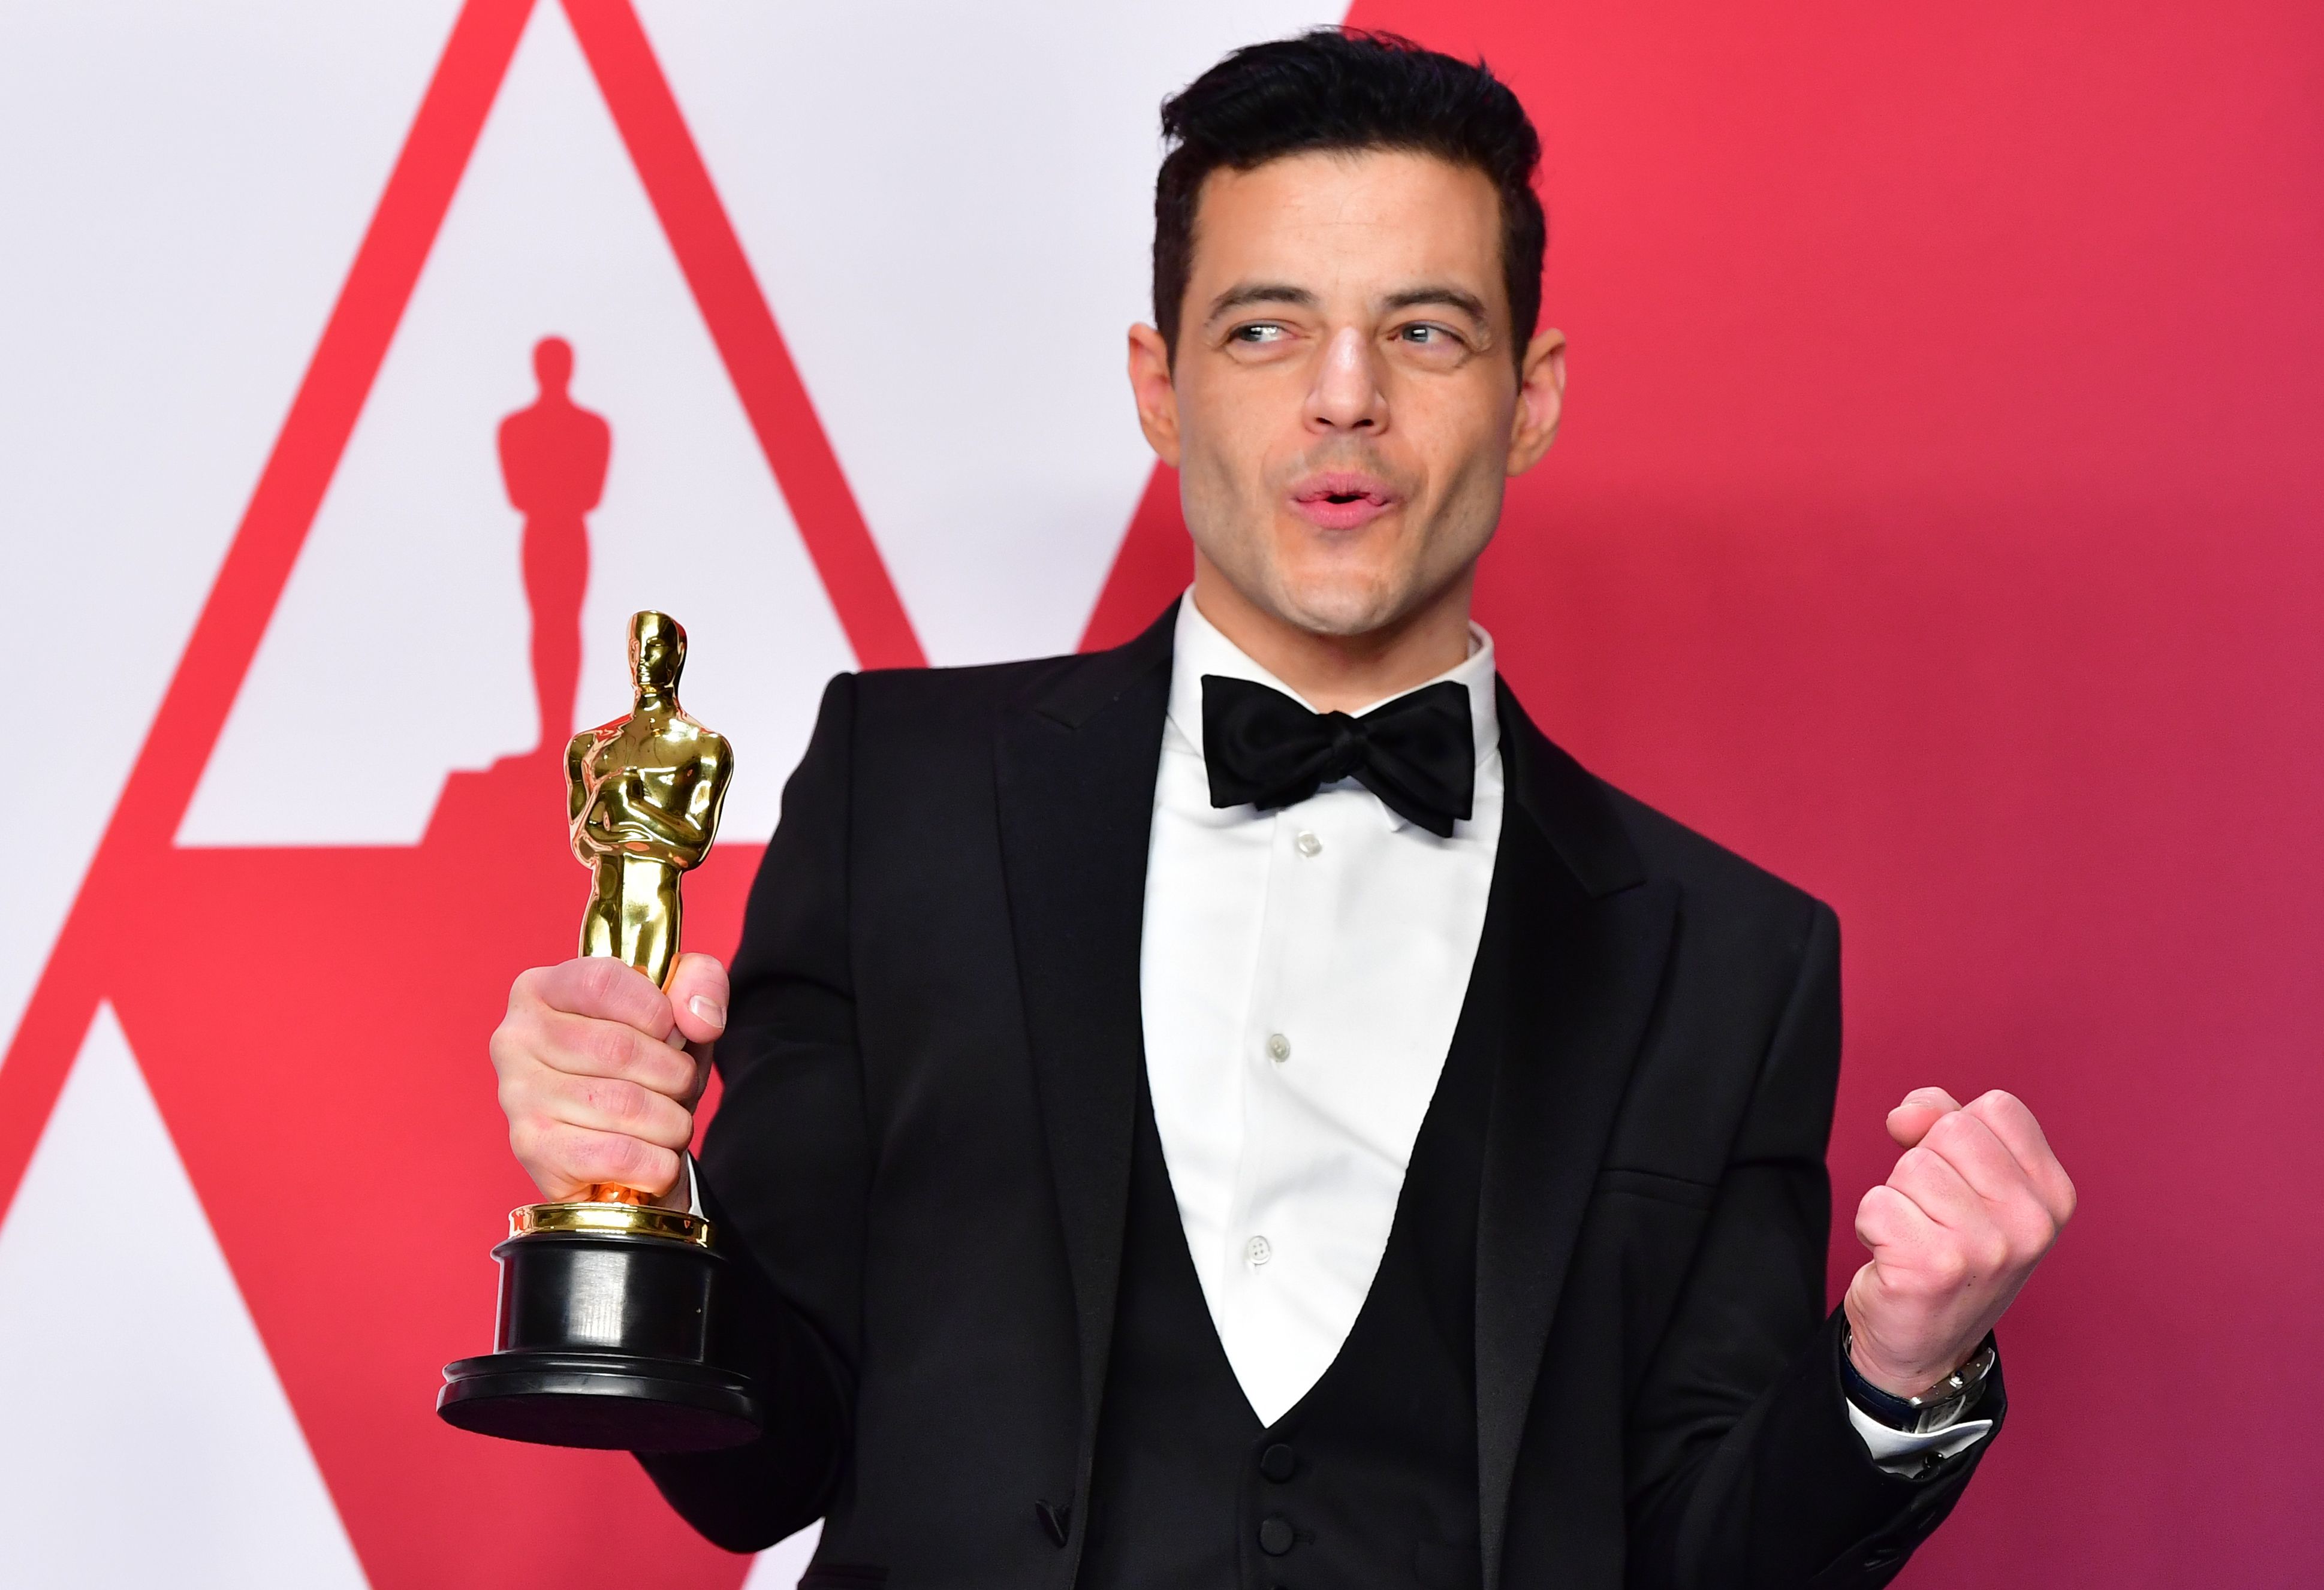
[489, 31, 2073, 1588]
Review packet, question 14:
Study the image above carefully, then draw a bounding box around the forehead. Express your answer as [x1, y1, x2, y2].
[1189, 149, 1503, 307]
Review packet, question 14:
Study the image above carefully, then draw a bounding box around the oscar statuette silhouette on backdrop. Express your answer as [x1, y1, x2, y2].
[439, 362, 762, 1447]
[498, 335, 608, 757]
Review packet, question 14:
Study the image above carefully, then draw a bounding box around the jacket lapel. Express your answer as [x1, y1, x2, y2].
[993, 602, 1177, 1532]
[1477, 683, 1678, 1588]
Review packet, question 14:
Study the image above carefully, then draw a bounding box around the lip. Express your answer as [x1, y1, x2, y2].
[1286, 470, 1401, 532]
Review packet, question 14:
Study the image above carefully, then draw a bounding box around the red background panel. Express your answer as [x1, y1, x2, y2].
[1399, 2, 2323, 1583]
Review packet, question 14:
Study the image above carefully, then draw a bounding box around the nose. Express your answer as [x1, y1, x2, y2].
[1304, 325, 1386, 435]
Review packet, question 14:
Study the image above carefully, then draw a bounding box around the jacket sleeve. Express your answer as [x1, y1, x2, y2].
[637, 673, 866, 1551]
[1625, 900, 2006, 1589]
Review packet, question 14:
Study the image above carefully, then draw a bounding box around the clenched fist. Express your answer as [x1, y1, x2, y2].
[490, 952, 730, 1208]
[1844, 1088, 2076, 1398]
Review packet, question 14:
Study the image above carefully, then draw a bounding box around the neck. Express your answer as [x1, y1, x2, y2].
[1190, 552, 1476, 713]
[633, 684, 676, 714]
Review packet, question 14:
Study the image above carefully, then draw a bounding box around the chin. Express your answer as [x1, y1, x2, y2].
[1267, 569, 1409, 638]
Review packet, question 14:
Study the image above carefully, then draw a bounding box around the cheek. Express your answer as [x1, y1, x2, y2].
[1406, 405, 1515, 545]
[1172, 426, 1271, 581]
[1180, 374, 1290, 474]
[1174, 384, 1294, 538]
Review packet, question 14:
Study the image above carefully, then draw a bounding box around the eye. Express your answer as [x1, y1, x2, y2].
[1228, 322, 1289, 345]
[1396, 322, 1461, 347]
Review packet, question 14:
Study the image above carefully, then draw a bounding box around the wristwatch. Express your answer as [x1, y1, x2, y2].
[1839, 1323, 1997, 1435]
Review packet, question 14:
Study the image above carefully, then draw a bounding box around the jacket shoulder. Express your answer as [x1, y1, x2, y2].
[848, 651, 1080, 722]
[1599, 779, 1831, 940]
[1499, 680, 1828, 936]
[843, 603, 1177, 743]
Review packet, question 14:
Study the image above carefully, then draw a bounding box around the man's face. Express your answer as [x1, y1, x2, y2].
[1134, 149, 1565, 639]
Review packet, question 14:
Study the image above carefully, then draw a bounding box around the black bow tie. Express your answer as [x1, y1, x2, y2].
[1201, 674, 1476, 837]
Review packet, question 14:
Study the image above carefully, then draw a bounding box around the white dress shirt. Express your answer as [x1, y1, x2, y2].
[1140, 596, 1502, 1423]
[1136, 595, 1989, 1467]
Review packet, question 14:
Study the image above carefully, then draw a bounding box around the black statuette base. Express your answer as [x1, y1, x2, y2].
[438, 1349, 759, 1451]
[437, 1227, 763, 1453]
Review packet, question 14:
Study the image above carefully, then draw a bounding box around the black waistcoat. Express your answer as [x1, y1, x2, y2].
[1080, 854, 1512, 1590]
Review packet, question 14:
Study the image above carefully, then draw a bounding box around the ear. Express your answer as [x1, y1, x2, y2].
[1128, 322, 1181, 468]
[1505, 327, 1568, 476]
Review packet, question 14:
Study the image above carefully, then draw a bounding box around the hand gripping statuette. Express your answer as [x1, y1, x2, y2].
[438, 611, 763, 1451]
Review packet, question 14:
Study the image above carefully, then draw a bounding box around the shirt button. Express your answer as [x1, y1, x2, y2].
[1258, 1515, 1295, 1555]
[1266, 1032, 1291, 1063]
[1259, 1443, 1297, 1482]
[1246, 1235, 1273, 1266]
[1295, 830, 1322, 857]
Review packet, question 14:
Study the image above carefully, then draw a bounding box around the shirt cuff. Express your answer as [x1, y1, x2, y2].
[1846, 1398, 1994, 1475]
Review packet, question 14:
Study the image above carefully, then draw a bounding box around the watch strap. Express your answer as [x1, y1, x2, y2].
[1840, 1325, 1998, 1435]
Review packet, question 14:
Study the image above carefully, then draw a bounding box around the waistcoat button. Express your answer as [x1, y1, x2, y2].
[1259, 1443, 1296, 1482]
[1258, 1515, 1295, 1555]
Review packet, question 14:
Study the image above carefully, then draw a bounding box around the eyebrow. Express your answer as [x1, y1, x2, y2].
[1202, 280, 1495, 328]
[1380, 284, 1492, 323]
[1204, 282, 1320, 322]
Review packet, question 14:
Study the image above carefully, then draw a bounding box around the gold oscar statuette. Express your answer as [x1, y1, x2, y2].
[438, 611, 764, 1452]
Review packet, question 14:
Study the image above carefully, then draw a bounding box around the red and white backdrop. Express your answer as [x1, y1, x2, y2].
[1, 1, 2316, 1585]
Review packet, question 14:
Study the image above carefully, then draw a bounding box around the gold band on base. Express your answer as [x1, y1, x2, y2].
[511, 1200, 712, 1247]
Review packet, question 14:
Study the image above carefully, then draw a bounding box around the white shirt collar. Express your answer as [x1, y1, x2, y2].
[1163, 590, 1502, 771]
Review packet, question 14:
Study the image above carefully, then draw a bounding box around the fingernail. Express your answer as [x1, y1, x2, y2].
[688, 994, 726, 1030]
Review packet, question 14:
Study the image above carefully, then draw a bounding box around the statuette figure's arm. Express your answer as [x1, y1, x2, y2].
[685, 737, 733, 843]
[566, 731, 600, 865]
[591, 772, 711, 858]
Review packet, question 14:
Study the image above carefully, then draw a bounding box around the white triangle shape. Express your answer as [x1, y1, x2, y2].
[0, 1003, 370, 1588]
[180, 0, 857, 849]
[634, 0, 1342, 666]
[743, 1520, 824, 1588]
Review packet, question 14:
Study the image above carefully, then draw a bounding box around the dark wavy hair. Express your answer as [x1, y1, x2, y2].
[1153, 29, 1547, 366]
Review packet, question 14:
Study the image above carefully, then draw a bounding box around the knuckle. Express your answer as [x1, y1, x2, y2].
[493, 1069, 532, 1120]
[617, 1081, 663, 1131]
[583, 1019, 638, 1076]
[579, 1076, 643, 1127]
[490, 1003, 545, 1062]
[682, 953, 731, 999]
[1974, 1089, 2031, 1127]
[570, 1129, 628, 1181]
[509, 965, 551, 1011]
[575, 956, 625, 1009]
[606, 1133, 659, 1184]
[2014, 1208, 2060, 1255]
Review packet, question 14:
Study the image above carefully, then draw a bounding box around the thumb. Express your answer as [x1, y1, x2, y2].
[664, 952, 730, 1049]
[1886, 1085, 1963, 1148]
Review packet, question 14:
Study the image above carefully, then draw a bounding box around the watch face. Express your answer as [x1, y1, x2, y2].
[1907, 1396, 1963, 1434]
[1909, 1342, 1997, 1429]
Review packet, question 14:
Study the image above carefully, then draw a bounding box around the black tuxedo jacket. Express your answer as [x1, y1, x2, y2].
[641, 606, 2002, 1588]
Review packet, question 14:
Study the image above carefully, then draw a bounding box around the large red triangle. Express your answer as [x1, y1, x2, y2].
[0, 1, 925, 1583]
